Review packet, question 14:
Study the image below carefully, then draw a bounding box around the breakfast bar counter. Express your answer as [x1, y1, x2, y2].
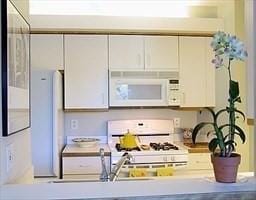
[1, 173, 255, 200]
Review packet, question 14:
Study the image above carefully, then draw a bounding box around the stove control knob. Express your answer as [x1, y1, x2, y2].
[163, 156, 168, 162]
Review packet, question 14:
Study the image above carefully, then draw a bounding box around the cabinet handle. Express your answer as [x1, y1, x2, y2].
[79, 164, 90, 168]
[137, 54, 141, 67]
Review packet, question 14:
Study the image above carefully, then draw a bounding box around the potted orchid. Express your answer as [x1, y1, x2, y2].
[192, 31, 248, 183]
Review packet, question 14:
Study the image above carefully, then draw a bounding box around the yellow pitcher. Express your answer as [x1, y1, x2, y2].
[119, 129, 137, 149]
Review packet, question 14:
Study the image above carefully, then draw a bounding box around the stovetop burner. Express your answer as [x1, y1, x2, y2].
[149, 142, 179, 151]
[115, 143, 141, 152]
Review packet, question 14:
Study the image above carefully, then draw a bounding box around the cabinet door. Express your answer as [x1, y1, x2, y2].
[179, 37, 206, 107]
[145, 36, 179, 70]
[64, 35, 108, 109]
[63, 156, 110, 175]
[109, 35, 144, 70]
[205, 37, 216, 107]
[31, 34, 64, 70]
[187, 153, 212, 170]
[63, 156, 110, 180]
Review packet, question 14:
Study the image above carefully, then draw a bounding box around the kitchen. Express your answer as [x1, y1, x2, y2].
[0, 0, 256, 199]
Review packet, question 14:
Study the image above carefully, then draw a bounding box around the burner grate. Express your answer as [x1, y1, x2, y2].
[115, 143, 141, 152]
[149, 142, 179, 151]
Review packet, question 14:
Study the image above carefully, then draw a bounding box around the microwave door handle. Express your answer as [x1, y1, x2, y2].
[182, 92, 186, 105]
[166, 80, 169, 105]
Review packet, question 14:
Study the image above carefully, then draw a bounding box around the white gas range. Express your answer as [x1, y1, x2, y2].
[107, 119, 188, 169]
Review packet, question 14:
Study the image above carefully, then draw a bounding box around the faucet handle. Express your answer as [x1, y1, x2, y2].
[122, 152, 133, 164]
[99, 148, 104, 156]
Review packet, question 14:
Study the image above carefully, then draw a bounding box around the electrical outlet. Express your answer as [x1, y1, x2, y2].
[173, 118, 181, 128]
[71, 119, 78, 130]
[6, 143, 14, 172]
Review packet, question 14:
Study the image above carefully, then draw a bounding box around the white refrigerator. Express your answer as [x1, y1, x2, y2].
[31, 70, 64, 177]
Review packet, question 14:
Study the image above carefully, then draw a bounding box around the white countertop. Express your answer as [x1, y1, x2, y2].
[1, 172, 255, 200]
[62, 144, 111, 156]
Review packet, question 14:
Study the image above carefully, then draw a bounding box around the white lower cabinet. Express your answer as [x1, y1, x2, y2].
[63, 156, 110, 180]
[187, 153, 213, 170]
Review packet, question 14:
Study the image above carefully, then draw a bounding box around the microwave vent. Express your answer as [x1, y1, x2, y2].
[158, 71, 179, 79]
[122, 71, 157, 78]
[110, 71, 179, 79]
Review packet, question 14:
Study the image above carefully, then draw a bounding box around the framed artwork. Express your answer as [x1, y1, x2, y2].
[1, 0, 30, 136]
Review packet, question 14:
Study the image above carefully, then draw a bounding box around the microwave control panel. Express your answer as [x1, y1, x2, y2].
[168, 79, 180, 106]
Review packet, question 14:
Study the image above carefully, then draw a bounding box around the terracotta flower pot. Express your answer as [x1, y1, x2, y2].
[211, 153, 241, 183]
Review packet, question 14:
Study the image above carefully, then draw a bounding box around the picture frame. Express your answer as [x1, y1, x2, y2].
[1, 0, 30, 136]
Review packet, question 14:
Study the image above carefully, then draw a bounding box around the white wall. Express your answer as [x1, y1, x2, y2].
[0, 0, 33, 184]
[244, 0, 256, 173]
[65, 109, 198, 138]
[0, 130, 33, 184]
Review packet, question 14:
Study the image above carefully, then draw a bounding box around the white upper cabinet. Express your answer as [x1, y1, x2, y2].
[144, 36, 179, 70]
[179, 36, 215, 107]
[31, 34, 64, 70]
[109, 35, 144, 70]
[64, 35, 108, 109]
[205, 37, 216, 107]
[109, 35, 179, 71]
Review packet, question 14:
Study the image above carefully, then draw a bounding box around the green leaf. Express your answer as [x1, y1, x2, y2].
[229, 80, 239, 100]
[234, 109, 245, 121]
[233, 126, 246, 143]
[207, 130, 216, 137]
[218, 107, 245, 121]
[234, 96, 242, 103]
[192, 122, 214, 144]
[214, 127, 226, 151]
[223, 134, 229, 142]
[219, 124, 231, 131]
[208, 138, 219, 153]
[225, 140, 236, 152]
[219, 124, 246, 143]
[205, 107, 217, 122]
[215, 108, 229, 120]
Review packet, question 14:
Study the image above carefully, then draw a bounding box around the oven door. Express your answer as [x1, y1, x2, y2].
[110, 78, 168, 107]
[112, 155, 188, 180]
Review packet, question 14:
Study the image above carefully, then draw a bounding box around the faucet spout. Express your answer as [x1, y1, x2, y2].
[109, 153, 132, 182]
[99, 148, 132, 182]
[99, 148, 109, 182]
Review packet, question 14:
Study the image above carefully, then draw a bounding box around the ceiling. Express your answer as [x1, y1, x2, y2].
[29, 0, 215, 18]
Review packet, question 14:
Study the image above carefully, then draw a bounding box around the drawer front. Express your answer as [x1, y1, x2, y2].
[63, 174, 100, 180]
[187, 153, 212, 170]
[63, 156, 110, 175]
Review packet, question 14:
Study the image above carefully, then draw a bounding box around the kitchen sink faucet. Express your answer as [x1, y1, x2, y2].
[99, 148, 132, 182]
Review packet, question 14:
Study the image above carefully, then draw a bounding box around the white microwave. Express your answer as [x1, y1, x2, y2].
[109, 71, 180, 107]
